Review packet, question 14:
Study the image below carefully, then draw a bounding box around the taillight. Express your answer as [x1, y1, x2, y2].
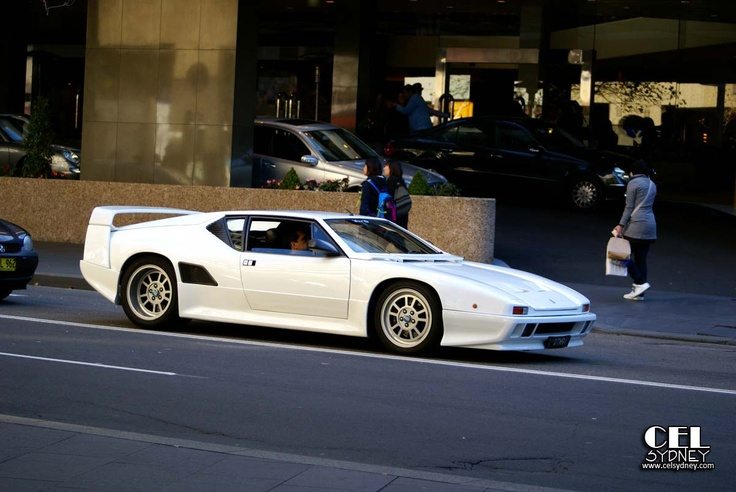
[383, 142, 395, 156]
[512, 306, 528, 315]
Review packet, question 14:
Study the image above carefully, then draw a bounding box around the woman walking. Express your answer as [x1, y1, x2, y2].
[612, 160, 657, 300]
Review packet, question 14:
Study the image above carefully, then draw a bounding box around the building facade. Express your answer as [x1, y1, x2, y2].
[2, 0, 735, 201]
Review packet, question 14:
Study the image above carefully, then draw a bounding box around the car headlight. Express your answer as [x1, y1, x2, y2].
[22, 234, 34, 252]
[62, 149, 80, 164]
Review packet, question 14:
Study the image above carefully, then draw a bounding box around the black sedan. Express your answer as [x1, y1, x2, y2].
[0, 219, 39, 300]
[384, 116, 634, 209]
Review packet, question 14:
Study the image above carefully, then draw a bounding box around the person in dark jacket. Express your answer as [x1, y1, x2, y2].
[612, 160, 657, 301]
[383, 159, 411, 228]
[359, 157, 388, 216]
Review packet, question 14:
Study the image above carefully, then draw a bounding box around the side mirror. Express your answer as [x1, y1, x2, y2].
[301, 155, 319, 167]
[308, 238, 341, 257]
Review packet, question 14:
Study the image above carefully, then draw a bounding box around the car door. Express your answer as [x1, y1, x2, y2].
[423, 121, 500, 194]
[486, 121, 555, 186]
[240, 217, 350, 319]
[253, 125, 324, 186]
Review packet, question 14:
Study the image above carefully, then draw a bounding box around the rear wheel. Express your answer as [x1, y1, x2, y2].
[569, 176, 603, 210]
[121, 256, 180, 329]
[0, 288, 12, 301]
[374, 282, 443, 354]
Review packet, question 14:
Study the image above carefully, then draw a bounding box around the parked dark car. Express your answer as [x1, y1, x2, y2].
[0, 114, 81, 179]
[385, 116, 634, 209]
[0, 219, 39, 300]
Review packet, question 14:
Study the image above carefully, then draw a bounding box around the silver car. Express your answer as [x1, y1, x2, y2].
[0, 114, 81, 179]
[252, 118, 446, 190]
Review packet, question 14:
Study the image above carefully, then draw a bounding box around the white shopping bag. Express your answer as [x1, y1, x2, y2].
[605, 257, 628, 276]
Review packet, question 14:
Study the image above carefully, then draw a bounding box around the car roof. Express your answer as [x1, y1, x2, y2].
[254, 117, 340, 132]
[216, 210, 360, 220]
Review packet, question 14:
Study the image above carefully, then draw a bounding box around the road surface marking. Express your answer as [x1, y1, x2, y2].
[1, 313, 735, 395]
[0, 351, 177, 376]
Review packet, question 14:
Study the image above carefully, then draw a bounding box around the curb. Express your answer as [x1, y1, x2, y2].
[592, 326, 736, 346]
[32, 274, 92, 291]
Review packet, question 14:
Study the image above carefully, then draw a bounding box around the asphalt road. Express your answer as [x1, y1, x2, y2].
[1, 286, 735, 491]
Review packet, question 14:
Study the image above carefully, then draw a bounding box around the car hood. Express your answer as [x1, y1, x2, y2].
[0, 220, 27, 244]
[412, 260, 586, 311]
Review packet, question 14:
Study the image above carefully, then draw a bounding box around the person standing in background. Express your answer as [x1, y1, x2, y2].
[612, 160, 657, 301]
[393, 83, 447, 133]
[383, 159, 412, 228]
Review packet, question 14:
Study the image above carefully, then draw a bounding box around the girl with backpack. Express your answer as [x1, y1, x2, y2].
[360, 157, 395, 219]
[384, 159, 412, 228]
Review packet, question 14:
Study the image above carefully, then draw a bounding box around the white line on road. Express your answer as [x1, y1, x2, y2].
[0, 351, 177, 376]
[2, 313, 735, 395]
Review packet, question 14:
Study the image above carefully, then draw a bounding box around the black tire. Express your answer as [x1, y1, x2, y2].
[121, 256, 180, 329]
[569, 176, 603, 210]
[373, 282, 443, 354]
[0, 288, 12, 301]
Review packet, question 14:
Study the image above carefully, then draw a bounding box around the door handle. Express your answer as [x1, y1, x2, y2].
[242, 259, 257, 266]
[264, 161, 276, 169]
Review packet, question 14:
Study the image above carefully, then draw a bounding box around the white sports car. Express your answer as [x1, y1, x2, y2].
[80, 206, 595, 354]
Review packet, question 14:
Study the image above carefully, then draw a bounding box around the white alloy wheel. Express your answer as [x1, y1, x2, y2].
[570, 178, 601, 210]
[375, 283, 442, 354]
[122, 257, 179, 328]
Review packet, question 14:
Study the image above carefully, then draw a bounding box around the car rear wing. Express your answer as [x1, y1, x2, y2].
[83, 206, 198, 268]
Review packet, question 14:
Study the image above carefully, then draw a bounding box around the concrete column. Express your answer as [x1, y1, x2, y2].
[518, 0, 543, 117]
[81, 0, 238, 186]
[230, 2, 258, 187]
[330, 0, 375, 131]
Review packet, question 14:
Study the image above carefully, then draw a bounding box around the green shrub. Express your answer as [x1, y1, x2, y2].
[430, 182, 461, 196]
[408, 172, 432, 195]
[19, 97, 53, 178]
[279, 168, 302, 189]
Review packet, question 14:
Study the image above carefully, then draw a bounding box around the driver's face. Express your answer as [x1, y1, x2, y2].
[291, 231, 308, 250]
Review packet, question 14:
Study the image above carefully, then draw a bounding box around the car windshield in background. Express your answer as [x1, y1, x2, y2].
[525, 122, 585, 150]
[305, 128, 378, 162]
[0, 116, 26, 143]
[326, 218, 441, 255]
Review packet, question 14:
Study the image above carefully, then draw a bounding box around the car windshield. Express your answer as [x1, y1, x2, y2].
[326, 218, 441, 255]
[0, 117, 27, 143]
[525, 122, 585, 150]
[304, 128, 378, 161]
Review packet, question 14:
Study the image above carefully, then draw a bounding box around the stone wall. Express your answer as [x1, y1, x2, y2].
[0, 178, 495, 263]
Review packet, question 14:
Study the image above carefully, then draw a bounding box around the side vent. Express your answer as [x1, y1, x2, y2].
[178, 262, 218, 286]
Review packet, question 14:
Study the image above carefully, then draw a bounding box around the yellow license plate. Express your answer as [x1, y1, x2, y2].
[0, 258, 17, 272]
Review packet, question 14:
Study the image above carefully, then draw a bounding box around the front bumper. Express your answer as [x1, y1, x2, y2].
[0, 253, 39, 290]
[441, 310, 596, 351]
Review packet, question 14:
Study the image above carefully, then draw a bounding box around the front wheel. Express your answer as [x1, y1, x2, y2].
[374, 282, 443, 354]
[569, 176, 603, 210]
[121, 256, 180, 329]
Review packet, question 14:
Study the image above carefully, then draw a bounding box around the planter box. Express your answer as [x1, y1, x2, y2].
[0, 177, 495, 262]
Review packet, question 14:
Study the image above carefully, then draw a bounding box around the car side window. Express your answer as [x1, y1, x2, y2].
[497, 123, 537, 151]
[455, 124, 487, 146]
[245, 218, 338, 256]
[272, 129, 310, 162]
[226, 218, 246, 251]
[253, 126, 274, 155]
[436, 126, 458, 143]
